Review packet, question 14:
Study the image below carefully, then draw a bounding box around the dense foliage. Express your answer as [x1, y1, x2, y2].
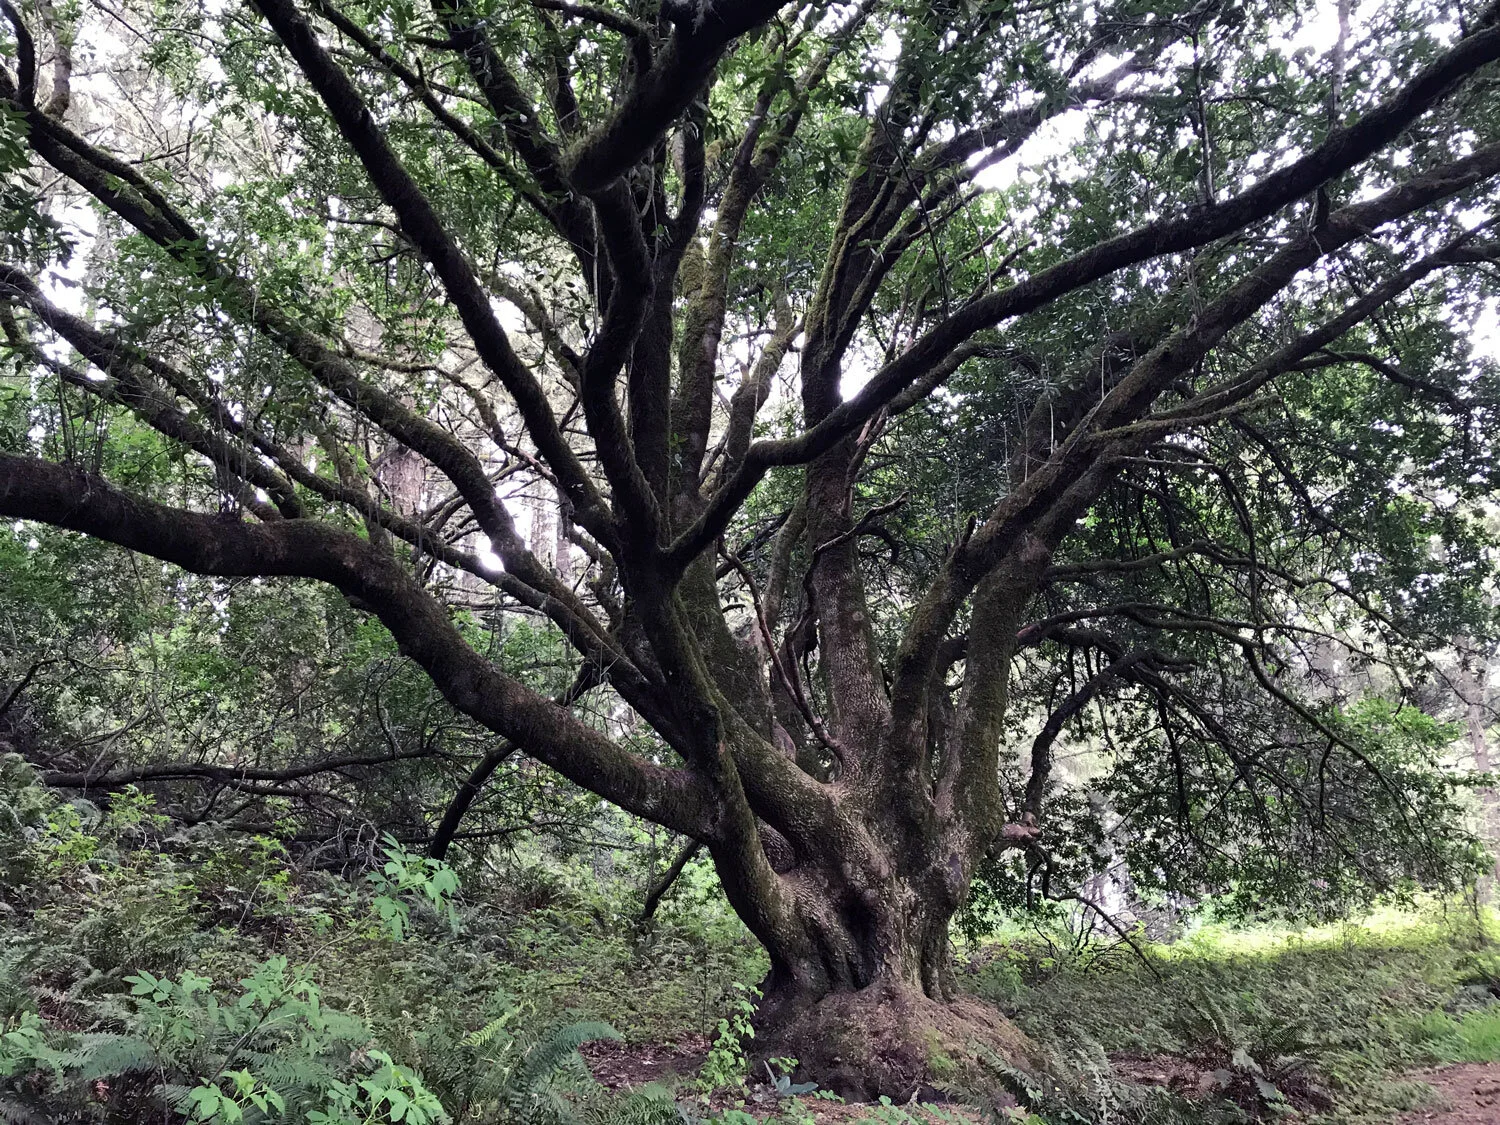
[0, 754, 768, 1123]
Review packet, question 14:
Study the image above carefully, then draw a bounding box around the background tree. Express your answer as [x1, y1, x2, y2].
[1, 0, 1500, 1097]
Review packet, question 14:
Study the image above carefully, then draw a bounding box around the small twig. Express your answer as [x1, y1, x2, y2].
[800, 493, 910, 612]
[778, 495, 911, 761]
[1053, 890, 1162, 981]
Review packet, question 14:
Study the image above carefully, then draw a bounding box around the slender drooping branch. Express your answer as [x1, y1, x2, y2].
[427, 669, 600, 859]
[1021, 650, 1151, 819]
[639, 839, 704, 923]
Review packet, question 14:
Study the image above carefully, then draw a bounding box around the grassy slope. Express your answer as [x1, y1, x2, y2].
[959, 906, 1500, 1121]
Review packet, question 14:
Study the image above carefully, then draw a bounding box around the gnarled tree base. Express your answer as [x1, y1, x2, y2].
[754, 980, 1038, 1103]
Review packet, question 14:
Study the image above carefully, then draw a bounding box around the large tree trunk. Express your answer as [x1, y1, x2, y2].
[747, 871, 1034, 1101]
[706, 790, 1036, 1101]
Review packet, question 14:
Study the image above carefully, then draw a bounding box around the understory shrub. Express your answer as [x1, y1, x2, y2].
[0, 758, 752, 1123]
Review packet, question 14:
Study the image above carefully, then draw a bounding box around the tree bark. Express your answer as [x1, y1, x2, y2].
[692, 711, 1038, 1100]
[738, 832, 1033, 1101]
[2, 0, 1498, 1103]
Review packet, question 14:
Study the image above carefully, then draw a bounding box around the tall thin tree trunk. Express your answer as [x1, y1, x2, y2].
[1457, 641, 1498, 891]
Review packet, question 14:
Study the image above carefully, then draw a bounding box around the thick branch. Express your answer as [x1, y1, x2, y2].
[565, 0, 790, 192]
[0, 455, 714, 837]
[250, 0, 612, 540]
[668, 20, 1500, 568]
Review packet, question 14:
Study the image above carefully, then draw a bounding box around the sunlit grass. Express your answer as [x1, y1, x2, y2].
[1405, 1006, 1500, 1063]
[962, 899, 1500, 1122]
[966, 899, 1500, 963]
[1163, 902, 1500, 962]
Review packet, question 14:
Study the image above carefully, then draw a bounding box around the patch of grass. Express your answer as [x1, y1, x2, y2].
[961, 903, 1500, 1122]
[1454, 1006, 1500, 1061]
[1398, 1005, 1500, 1063]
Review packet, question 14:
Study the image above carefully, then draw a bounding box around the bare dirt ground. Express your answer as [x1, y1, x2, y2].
[1401, 1064, 1500, 1123]
[579, 1037, 982, 1121]
[581, 1034, 710, 1091]
[581, 1040, 1500, 1122]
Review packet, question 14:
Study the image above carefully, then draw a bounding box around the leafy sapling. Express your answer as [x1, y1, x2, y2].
[366, 835, 461, 941]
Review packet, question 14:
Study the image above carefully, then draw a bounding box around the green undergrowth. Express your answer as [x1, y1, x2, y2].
[496, 843, 765, 1042]
[0, 756, 763, 1122]
[962, 904, 1500, 1122]
[7, 753, 1500, 1124]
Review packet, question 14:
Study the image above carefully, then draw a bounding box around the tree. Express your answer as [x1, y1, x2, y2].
[1, 0, 1499, 1097]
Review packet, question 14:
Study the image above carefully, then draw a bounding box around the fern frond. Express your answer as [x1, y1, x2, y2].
[589, 1084, 687, 1125]
[467, 1057, 520, 1106]
[247, 1050, 339, 1093]
[62, 1032, 161, 1080]
[521, 1022, 619, 1090]
[500, 1085, 585, 1125]
[463, 1014, 517, 1051]
[0, 1092, 55, 1125]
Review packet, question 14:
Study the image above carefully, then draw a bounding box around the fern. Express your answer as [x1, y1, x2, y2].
[0, 951, 37, 1022]
[0, 1092, 54, 1125]
[503, 1087, 588, 1125]
[464, 1011, 520, 1050]
[520, 1022, 621, 1090]
[61, 1031, 162, 1080]
[448, 1012, 625, 1125]
[239, 1047, 342, 1096]
[586, 1084, 686, 1125]
[0, 1092, 52, 1125]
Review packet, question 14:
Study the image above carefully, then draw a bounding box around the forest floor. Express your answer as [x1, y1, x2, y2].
[8, 769, 1500, 1125]
[1399, 1064, 1500, 1123]
[584, 1037, 1500, 1123]
[570, 906, 1500, 1123]
[583, 1034, 710, 1092]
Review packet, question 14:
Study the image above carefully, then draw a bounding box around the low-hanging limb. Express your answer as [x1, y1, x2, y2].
[423, 743, 519, 862]
[40, 746, 440, 793]
[0, 661, 48, 722]
[0, 453, 717, 840]
[1020, 648, 1152, 821]
[0, 258, 668, 722]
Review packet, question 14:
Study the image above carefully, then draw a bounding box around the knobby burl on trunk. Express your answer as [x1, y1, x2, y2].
[2, 0, 1500, 1101]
